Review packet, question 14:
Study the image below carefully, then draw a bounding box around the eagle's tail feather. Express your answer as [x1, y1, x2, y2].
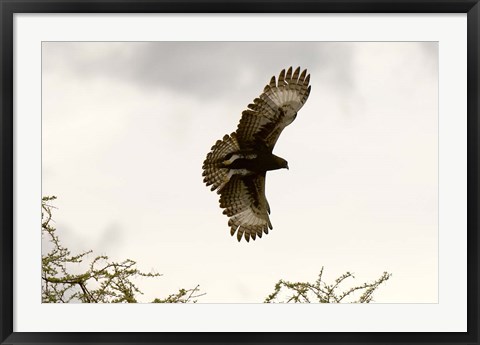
[202, 132, 240, 192]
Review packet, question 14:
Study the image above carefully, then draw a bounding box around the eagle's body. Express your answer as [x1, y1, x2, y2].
[224, 150, 287, 173]
[202, 67, 311, 242]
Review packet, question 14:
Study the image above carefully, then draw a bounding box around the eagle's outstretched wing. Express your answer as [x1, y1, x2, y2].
[236, 66, 311, 151]
[219, 174, 272, 242]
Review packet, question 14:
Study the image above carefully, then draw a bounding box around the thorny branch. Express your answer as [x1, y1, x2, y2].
[41, 196, 204, 303]
[264, 267, 391, 303]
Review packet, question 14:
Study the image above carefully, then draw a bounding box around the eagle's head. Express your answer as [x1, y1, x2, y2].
[274, 156, 289, 170]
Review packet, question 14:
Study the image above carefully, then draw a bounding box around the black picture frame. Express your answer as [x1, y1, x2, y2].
[1, 1, 479, 344]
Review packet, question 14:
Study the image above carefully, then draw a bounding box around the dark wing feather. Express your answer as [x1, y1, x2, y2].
[236, 66, 311, 151]
[219, 174, 272, 242]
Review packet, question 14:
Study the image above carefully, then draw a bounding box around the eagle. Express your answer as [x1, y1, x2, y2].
[202, 67, 311, 242]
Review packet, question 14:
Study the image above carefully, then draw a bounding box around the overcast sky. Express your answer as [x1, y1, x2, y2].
[42, 42, 438, 303]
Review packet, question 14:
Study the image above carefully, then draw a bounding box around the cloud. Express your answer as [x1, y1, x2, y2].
[96, 223, 124, 253]
[43, 42, 356, 100]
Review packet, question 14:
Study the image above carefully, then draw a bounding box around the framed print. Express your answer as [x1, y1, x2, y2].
[1, 1, 479, 344]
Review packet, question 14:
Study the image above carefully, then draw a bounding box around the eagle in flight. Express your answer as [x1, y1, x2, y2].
[202, 67, 311, 242]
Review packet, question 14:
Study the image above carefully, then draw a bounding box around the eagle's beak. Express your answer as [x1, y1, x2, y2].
[286, 164, 289, 170]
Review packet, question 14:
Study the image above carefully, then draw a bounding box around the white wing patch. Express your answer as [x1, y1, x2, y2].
[223, 153, 257, 166]
[232, 208, 265, 227]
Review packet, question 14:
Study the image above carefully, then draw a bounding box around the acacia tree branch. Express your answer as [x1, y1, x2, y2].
[264, 268, 392, 304]
[41, 196, 204, 304]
